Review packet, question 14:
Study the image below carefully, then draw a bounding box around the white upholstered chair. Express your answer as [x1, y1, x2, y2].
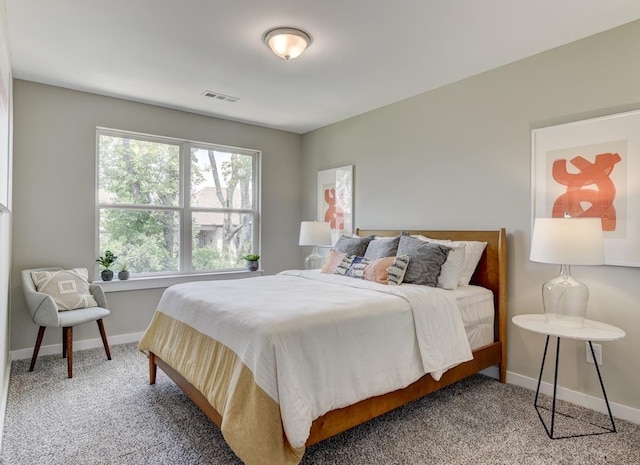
[21, 267, 112, 378]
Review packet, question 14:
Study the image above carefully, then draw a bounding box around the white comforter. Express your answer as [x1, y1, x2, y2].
[156, 270, 472, 448]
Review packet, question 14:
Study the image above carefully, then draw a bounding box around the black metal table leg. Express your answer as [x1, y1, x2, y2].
[534, 337, 618, 439]
[588, 341, 617, 433]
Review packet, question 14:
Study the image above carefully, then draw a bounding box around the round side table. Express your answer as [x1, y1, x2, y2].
[512, 314, 625, 439]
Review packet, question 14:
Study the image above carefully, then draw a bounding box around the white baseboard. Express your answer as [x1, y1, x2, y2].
[507, 370, 640, 425]
[10, 331, 144, 361]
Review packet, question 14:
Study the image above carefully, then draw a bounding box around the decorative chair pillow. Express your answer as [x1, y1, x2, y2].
[31, 268, 98, 311]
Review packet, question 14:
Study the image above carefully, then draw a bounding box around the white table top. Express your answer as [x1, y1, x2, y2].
[512, 314, 625, 341]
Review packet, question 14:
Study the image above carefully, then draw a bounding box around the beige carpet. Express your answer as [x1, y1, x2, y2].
[1, 342, 639, 464]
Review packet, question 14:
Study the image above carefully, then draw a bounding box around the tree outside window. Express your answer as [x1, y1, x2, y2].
[97, 130, 259, 276]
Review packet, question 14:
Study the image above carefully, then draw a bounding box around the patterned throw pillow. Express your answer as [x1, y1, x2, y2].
[396, 235, 451, 286]
[334, 254, 356, 276]
[362, 256, 396, 284]
[321, 249, 347, 274]
[30, 268, 98, 312]
[387, 255, 410, 285]
[334, 255, 407, 285]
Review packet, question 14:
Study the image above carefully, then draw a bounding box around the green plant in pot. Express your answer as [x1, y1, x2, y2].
[243, 253, 260, 271]
[118, 263, 130, 281]
[96, 250, 117, 281]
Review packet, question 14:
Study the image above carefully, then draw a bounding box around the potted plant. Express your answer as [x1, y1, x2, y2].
[96, 250, 117, 281]
[118, 263, 130, 280]
[243, 253, 260, 271]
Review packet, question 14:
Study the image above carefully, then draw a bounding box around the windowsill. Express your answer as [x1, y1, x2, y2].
[96, 270, 263, 293]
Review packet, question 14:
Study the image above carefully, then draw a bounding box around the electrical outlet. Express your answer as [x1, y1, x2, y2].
[586, 342, 602, 366]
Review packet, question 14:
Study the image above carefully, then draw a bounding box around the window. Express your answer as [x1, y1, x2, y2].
[97, 129, 260, 277]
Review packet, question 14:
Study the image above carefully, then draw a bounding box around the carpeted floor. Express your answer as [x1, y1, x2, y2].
[1, 342, 639, 465]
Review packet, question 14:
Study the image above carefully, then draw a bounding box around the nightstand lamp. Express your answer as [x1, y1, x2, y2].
[530, 217, 604, 328]
[299, 221, 332, 269]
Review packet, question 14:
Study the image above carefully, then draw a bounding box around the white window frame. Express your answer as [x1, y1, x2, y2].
[95, 128, 261, 291]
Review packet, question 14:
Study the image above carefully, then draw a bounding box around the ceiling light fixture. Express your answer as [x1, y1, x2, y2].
[263, 27, 312, 60]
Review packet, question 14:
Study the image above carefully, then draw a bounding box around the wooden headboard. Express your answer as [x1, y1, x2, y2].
[356, 229, 508, 380]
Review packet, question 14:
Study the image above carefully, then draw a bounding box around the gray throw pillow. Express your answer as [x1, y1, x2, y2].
[334, 235, 374, 257]
[396, 235, 451, 286]
[363, 235, 401, 259]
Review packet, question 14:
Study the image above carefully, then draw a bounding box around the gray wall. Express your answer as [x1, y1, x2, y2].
[10, 80, 303, 351]
[0, 0, 11, 419]
[302, 21, 640, 410]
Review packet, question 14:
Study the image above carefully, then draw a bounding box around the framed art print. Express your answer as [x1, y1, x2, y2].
[317, 165, 353, 245]
[532, 110, 640, 267]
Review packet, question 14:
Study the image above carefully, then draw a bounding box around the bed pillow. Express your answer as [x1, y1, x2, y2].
[321, 249, 347, 274]
[334, 254, 409, 285]
[30, 268, 98, 311]
[396, 235, 450, 287]
[362, 256, 396, 283]
[416, 235, 487, 286]
[363, 235, 401, 259]
[411, 235, 466, 290]
[334, 254, 356, 276]
[333, 235, 374, 257]
[387, 255, 410, 286]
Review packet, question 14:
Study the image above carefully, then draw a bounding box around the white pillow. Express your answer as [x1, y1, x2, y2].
[413, 235, 487, 287]
[411, 236, 465, 289]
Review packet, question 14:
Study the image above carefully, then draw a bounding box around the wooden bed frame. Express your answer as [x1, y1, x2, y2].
[148, 228, 508, 448]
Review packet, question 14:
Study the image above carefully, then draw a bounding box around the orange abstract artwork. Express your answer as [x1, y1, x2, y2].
[324, 187, 344, 230]
[551, 152, 621, 231]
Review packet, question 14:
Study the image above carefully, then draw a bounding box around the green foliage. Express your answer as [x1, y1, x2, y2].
[99, 134, 255, 274]
[96, 250, 117, 270]
[243, 254, 260, 261]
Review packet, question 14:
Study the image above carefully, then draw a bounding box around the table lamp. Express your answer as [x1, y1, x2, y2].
[299, 221, 332, 269]
[530, 217, 604, 328]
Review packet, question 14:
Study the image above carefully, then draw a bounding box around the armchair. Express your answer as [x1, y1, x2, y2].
[21, 267, 112, 378]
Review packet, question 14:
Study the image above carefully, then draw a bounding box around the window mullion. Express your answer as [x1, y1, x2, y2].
[181, 143, 192, 272]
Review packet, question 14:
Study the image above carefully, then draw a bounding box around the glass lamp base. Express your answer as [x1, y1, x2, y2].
[542, 265, 588, 328]
[305, 247, 324, 270]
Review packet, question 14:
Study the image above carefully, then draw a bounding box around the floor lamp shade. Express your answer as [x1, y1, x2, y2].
[530, 217, 604, 327]
[299, 221, 331, 269]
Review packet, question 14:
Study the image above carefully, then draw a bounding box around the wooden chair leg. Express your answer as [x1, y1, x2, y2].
[149, 352, 157, 385]
[64, 326, 73, 378]
[29, 326, 46, 372]
[97, 319, 112, 360]
[62, 327, 66, 358]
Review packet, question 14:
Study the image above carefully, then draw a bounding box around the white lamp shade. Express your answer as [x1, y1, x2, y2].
[299, 221, 331, 246]
[530, 217, 605, 265]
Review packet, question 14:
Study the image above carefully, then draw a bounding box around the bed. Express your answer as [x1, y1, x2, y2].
[138, 228, 507, 465]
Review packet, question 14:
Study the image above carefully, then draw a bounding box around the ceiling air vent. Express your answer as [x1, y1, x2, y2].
[202, 91, 240, 103]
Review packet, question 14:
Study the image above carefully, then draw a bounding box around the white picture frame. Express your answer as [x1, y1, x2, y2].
[532, 110, 640, 267]
[317, 165, 353, 245]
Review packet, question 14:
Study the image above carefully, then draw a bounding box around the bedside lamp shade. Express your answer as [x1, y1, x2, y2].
[530, 217, 604, 327]
[299, 221, 331, 269]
